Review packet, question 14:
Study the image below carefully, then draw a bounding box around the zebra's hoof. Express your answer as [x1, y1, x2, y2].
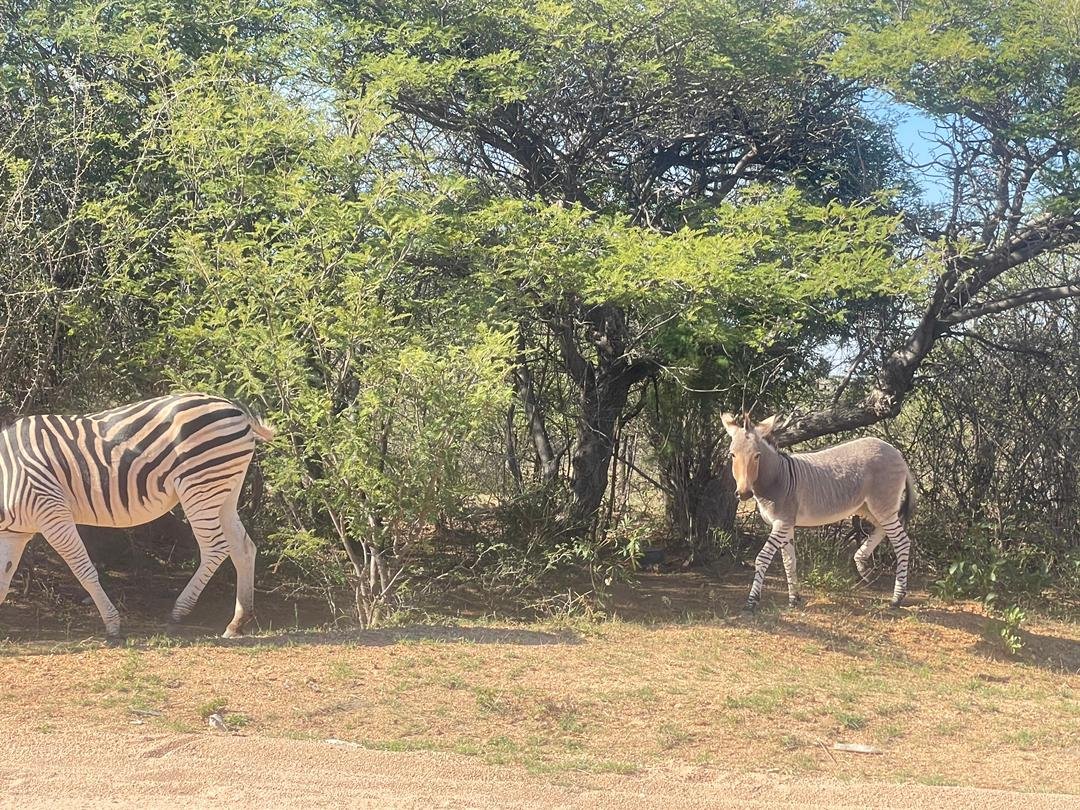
[741, 601, 758, 615]
[889, 595, 907, 609]
[105, 634, 126, 648]
[787, 595, 803, 609]
[221, 626, 243, 639]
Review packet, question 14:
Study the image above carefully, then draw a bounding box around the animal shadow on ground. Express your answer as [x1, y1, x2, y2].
[909, 605, 1080, 672]
[0, 617, 582, 657]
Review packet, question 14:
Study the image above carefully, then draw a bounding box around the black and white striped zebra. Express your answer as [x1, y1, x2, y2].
[0, 393, 274, 641]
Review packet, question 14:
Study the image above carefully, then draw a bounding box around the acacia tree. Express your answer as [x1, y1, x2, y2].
[328, 0, 907, 531]
[776, 0, 1080, 445]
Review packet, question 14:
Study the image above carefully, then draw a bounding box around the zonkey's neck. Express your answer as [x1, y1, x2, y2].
[753, 444, 790, 501]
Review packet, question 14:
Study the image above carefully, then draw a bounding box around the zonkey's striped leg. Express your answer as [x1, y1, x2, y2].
[881, 513, 911, 607]
[781, 540, 801, 608]
[853, 526, 886, 582]
[745, 522, 793, 610]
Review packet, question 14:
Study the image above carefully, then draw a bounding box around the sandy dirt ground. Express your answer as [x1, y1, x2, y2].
[2, 724, 1079, 809]
[2, 567, 1078, 808]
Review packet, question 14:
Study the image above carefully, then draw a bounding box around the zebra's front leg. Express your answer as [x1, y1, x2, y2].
[781, 538, 801, 608]
[744, 521, 793, 612]
[882, 515, 912, 608]
[41, 521, 122, 642]
[0, 532, 32, 606]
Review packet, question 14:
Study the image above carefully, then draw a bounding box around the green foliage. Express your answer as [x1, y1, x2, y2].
[932, 527, 1048, 653]
[992, 605, 1027, 657]
[932, 531, 1052, 608]
[802, 566, 857, 598]
[832, 0, 1080, 200]
[342, 0, 905, 214]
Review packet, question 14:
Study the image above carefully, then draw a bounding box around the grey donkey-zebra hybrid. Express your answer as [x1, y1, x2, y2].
[0, 393, 274, 641]
[722, 413, 916, 611]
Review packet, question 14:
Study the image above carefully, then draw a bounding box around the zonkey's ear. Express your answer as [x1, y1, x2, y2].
[757, 415, 779, 438]
[721, 412, 740, 437]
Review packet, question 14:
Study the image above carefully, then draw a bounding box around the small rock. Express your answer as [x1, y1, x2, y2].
[207, 713, 229, 733]
[326, 738, 360, 748]
[832, 742, 882, 755]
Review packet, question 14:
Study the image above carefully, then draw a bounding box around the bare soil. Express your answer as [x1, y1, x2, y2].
[4, 725, 1079, 809]
[1, 564, 1079, 807]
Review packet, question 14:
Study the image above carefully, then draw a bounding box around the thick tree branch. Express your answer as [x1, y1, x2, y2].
[774, 213, 1080, 448]
[939, 280, 1080, 325]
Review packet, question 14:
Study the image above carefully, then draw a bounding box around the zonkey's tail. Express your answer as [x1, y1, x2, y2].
[898, 470, 917, 524]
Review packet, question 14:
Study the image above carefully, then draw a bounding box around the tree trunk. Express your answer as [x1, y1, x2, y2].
[568, 367, 637, 529]
[504, 401, 524, 490]
[515, 335, 560, 483]
[660, 460, 738, 561]
[552, 306, 658, 532]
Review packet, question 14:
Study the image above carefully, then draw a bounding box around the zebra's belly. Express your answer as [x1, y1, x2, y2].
[67, 492, 180, 530]
[1, 510, 37, 535]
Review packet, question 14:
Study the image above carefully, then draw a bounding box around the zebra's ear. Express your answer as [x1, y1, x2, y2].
[721, 412, 740, 437]
[757, 415, 779, 438]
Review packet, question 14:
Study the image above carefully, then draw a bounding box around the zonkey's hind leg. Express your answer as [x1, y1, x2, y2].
[780, 540, 801, 608]
[881, 514, 912, 607]
[853, 525, 886, 583]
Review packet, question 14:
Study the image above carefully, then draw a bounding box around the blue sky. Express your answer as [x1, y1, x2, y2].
[866, 91, 952, 206]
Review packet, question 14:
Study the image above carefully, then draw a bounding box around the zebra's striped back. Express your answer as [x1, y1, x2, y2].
[0, 393, 271, 532]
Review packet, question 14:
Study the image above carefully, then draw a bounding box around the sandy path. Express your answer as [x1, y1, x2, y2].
[1, 727, 1076, 809]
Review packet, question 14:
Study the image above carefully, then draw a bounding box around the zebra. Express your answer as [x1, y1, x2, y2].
[0, 393, 274, 642]
[722, 412, 916, 612]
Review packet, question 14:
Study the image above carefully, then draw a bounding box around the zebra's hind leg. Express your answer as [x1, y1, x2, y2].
[170, 490, 232, 629]
[220, 506, 257, 639]
[168, 525, 229, 629]
[0, 532, 32, 606]
[41, 521, 122, 641]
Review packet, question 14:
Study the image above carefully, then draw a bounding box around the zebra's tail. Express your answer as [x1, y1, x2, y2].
[226, 396, 275, 442]
[250, 415, 276, 443]
[898, 470, 917, 525]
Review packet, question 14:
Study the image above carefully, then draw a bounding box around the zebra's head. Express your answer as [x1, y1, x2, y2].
[721, 412, 778, 500]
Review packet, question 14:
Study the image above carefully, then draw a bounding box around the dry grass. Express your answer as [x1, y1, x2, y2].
[1, 572, 1078, 792]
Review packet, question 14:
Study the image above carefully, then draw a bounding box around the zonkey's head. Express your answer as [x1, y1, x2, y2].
[721, 412, 779, 500]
